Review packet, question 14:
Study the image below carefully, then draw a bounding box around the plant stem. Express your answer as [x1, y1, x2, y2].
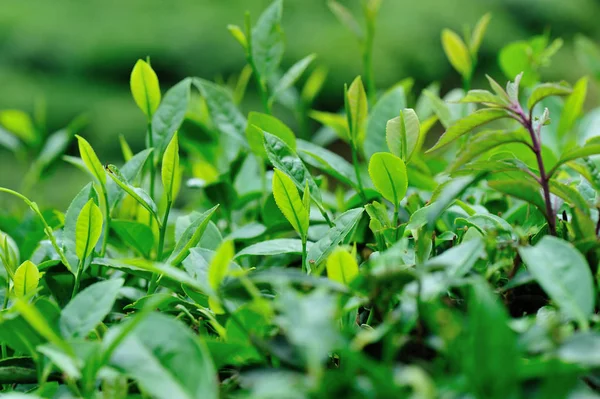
[393, 202, 400, 241]
[351, 144, 368, 203]
[301, 237, 307, 274]
[147, 122, 155, 202]
[148, 200, 171, 295]
[363, 12, 376, 104]
[1, 279, 8, 358]
[100, 188, 110, 256]
[71, 259, 84, 299]
[515, 106, 556, 236]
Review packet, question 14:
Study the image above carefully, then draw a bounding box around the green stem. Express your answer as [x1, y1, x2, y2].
[71, 259, 84, 299]
[301, 237, 308, 274]
[351, 143, 368, 203]
[0, 188, 73, 272]
[147, 122, 155, 202]
[1, 280, 8, 358]
[100, 188, 110, 256]
[393, 202, 399, 241]
[148, 200, 172, 294]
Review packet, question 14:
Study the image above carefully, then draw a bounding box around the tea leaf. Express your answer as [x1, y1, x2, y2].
[107, 148, 153, 210]
[307, 207, 363, 268]
[364, 86, 408, 158]
[271, 54, 317, 104]
[518, 236, 595, 329]
[272, 169, 309, 239]
[527, 82, 572, 110]
[469, 13, 491, 55]
[297, 139, 357, 188]
[326, 247, 358, 285]
[345, 76, 368, 146]
[368, 152, 408, 205]
[386, 108, 420, 162]
[107, 165, 159, 222]
[247, 112, 296, 158]
[60, 278, 123, 339]
[442, 29, 472, 78]
[152, 78, 191, 160]
[130, 59, 161, 118]
[161, 132, 180, 203]
[75, 199, 103, 261]
[76, 135, 106, 187]
[251, 0, 284, 80]
[13, 260, 40, 298]
[328, 1, 363, 39]
[112, 220, 155, 258]
[235, 239, 311, 258]
[557, 76, 588, 141]
[426, 108, 509, 153]
[63, 183, 98, 271]
[458, 90, 506, 106]
[0, 110, 37, 145]
[168, 205, 219, 266]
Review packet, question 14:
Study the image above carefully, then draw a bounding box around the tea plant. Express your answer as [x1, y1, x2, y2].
[1, 1, 600, 398]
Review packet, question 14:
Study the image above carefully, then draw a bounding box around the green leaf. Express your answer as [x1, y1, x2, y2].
[518, 236, 595, 328]
[272, 169, 309, 239]
[76, 135, 106, 187]
[309, 110, 349, 142]
[109, 313, 217, 399]
[328, 1, 363, 39]
[60, 279, 123, 339]
[422, 90, 453, 128]
[364, 85, 408, 158]
[345, 76, 368, 146]
[247, 112, 296, 158]
[325, 247, 358, 285]
[194, 78, 247, 147]
[463, 279, 519, 399]
[33, 118, 84, 174]
[130, 59, 161, 119]
[575, 35, 600, 78]
[441, 29, 472, 78]
[251, 0, 284, 80]
[551, 139, 600, 175]
[227, 24, 247, 50]
[426, 237, 484, 278]
[168, 205, 219, 266]
[263, 132, 323, 205]
[75, 199, 103, 261]
[107, 165, 159, 222]
[448, 129, 530, 172]
[549, 180, 589, 216]
[368, 153, 408, 205]
[152, 78, 191, 161]
[469, 13, 491, 55]
[458, 89, 506, 106]
[106, 148, 153, 211]
[426, 174, 482, 228]
[13, 260, 40, 298]
[161, 132, 180, 202]
[271, 54, 316, 104]
[0, 110, 37, 145]
[112, 220, 155, 258]
[301, 65, 328, 105]
[63, 183, 98, 272]
[426, 108, 509, 153]
[234, 239, 312, 258]
[307, 207, 364, 268]
[208, 240, 235, 291]
[297, 139, 357, 188]
[527, 82, 572, 110]
[386, 108, 420, 162]
[557, 77, 588, 140]
[487, 174, 547, 217]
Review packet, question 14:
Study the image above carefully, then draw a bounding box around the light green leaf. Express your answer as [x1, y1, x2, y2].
[271, 54, 317, 104]
[549, 180, 589, 216]
[194, 78, 247, 147]
[130, 59, 161, 119]
[301, 65, 328, 105]
[75, 199, 103, 261]
[161, 132, 180, 202]
[487, 174, 547, 217]
[208, 240, 234, 293]
[227, 24, 247, 49]
[386, 108, 420, 162]
[422, 90, 453, 128]
[168, 205, 219, 266]
[575, 35, 600, 77]
[368, 152, 408, 205]
[426, 237, 484, 278]
[251, 0, 284, 80]
[307, 207, 364, 268]
[272, 169, 309, 238]
[112, 220, 155, 258]
[426, 108, 509, 153]
[527, 82, 572, 110]
[0, 110, 37, 145]
[364, 85, 408, 158]
[152, 78, 191, 161]
[297, 139, 357, 188]
[13, 261, 40, 298]
[557, 77, 588, 140]
[107, 165, 159, 222]
[263, 132, 323, 204]
[109, 313, 217, 399]
[235, 239, 312, 259]
[345, 76, 368, 146]
[426, 175, 482, 228]
[328, 1, 363, 39]
[246, 112, 296, 158]
[448, 129, 530, 172]
[458, 89, 506, 106]
[442, 29, 472, 78]
[469, 13, 491, 55]
[76, 135, 106, 187]
[551, 139, 600, 176]
[309, 110, 349, 142]
[63, 183, 98, 272]
[107, 148, 153, 211]
[518, 236, 595, 328]
[326, 247, 358, 285]
[60, 279, 123, 339]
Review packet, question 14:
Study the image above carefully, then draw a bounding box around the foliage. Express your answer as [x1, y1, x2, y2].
[1, 1, 600, 398]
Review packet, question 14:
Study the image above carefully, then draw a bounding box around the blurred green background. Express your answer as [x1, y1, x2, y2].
[1, 0, 599, 208]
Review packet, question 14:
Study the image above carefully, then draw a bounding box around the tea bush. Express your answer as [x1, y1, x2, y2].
[1, 1, 600, 398]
